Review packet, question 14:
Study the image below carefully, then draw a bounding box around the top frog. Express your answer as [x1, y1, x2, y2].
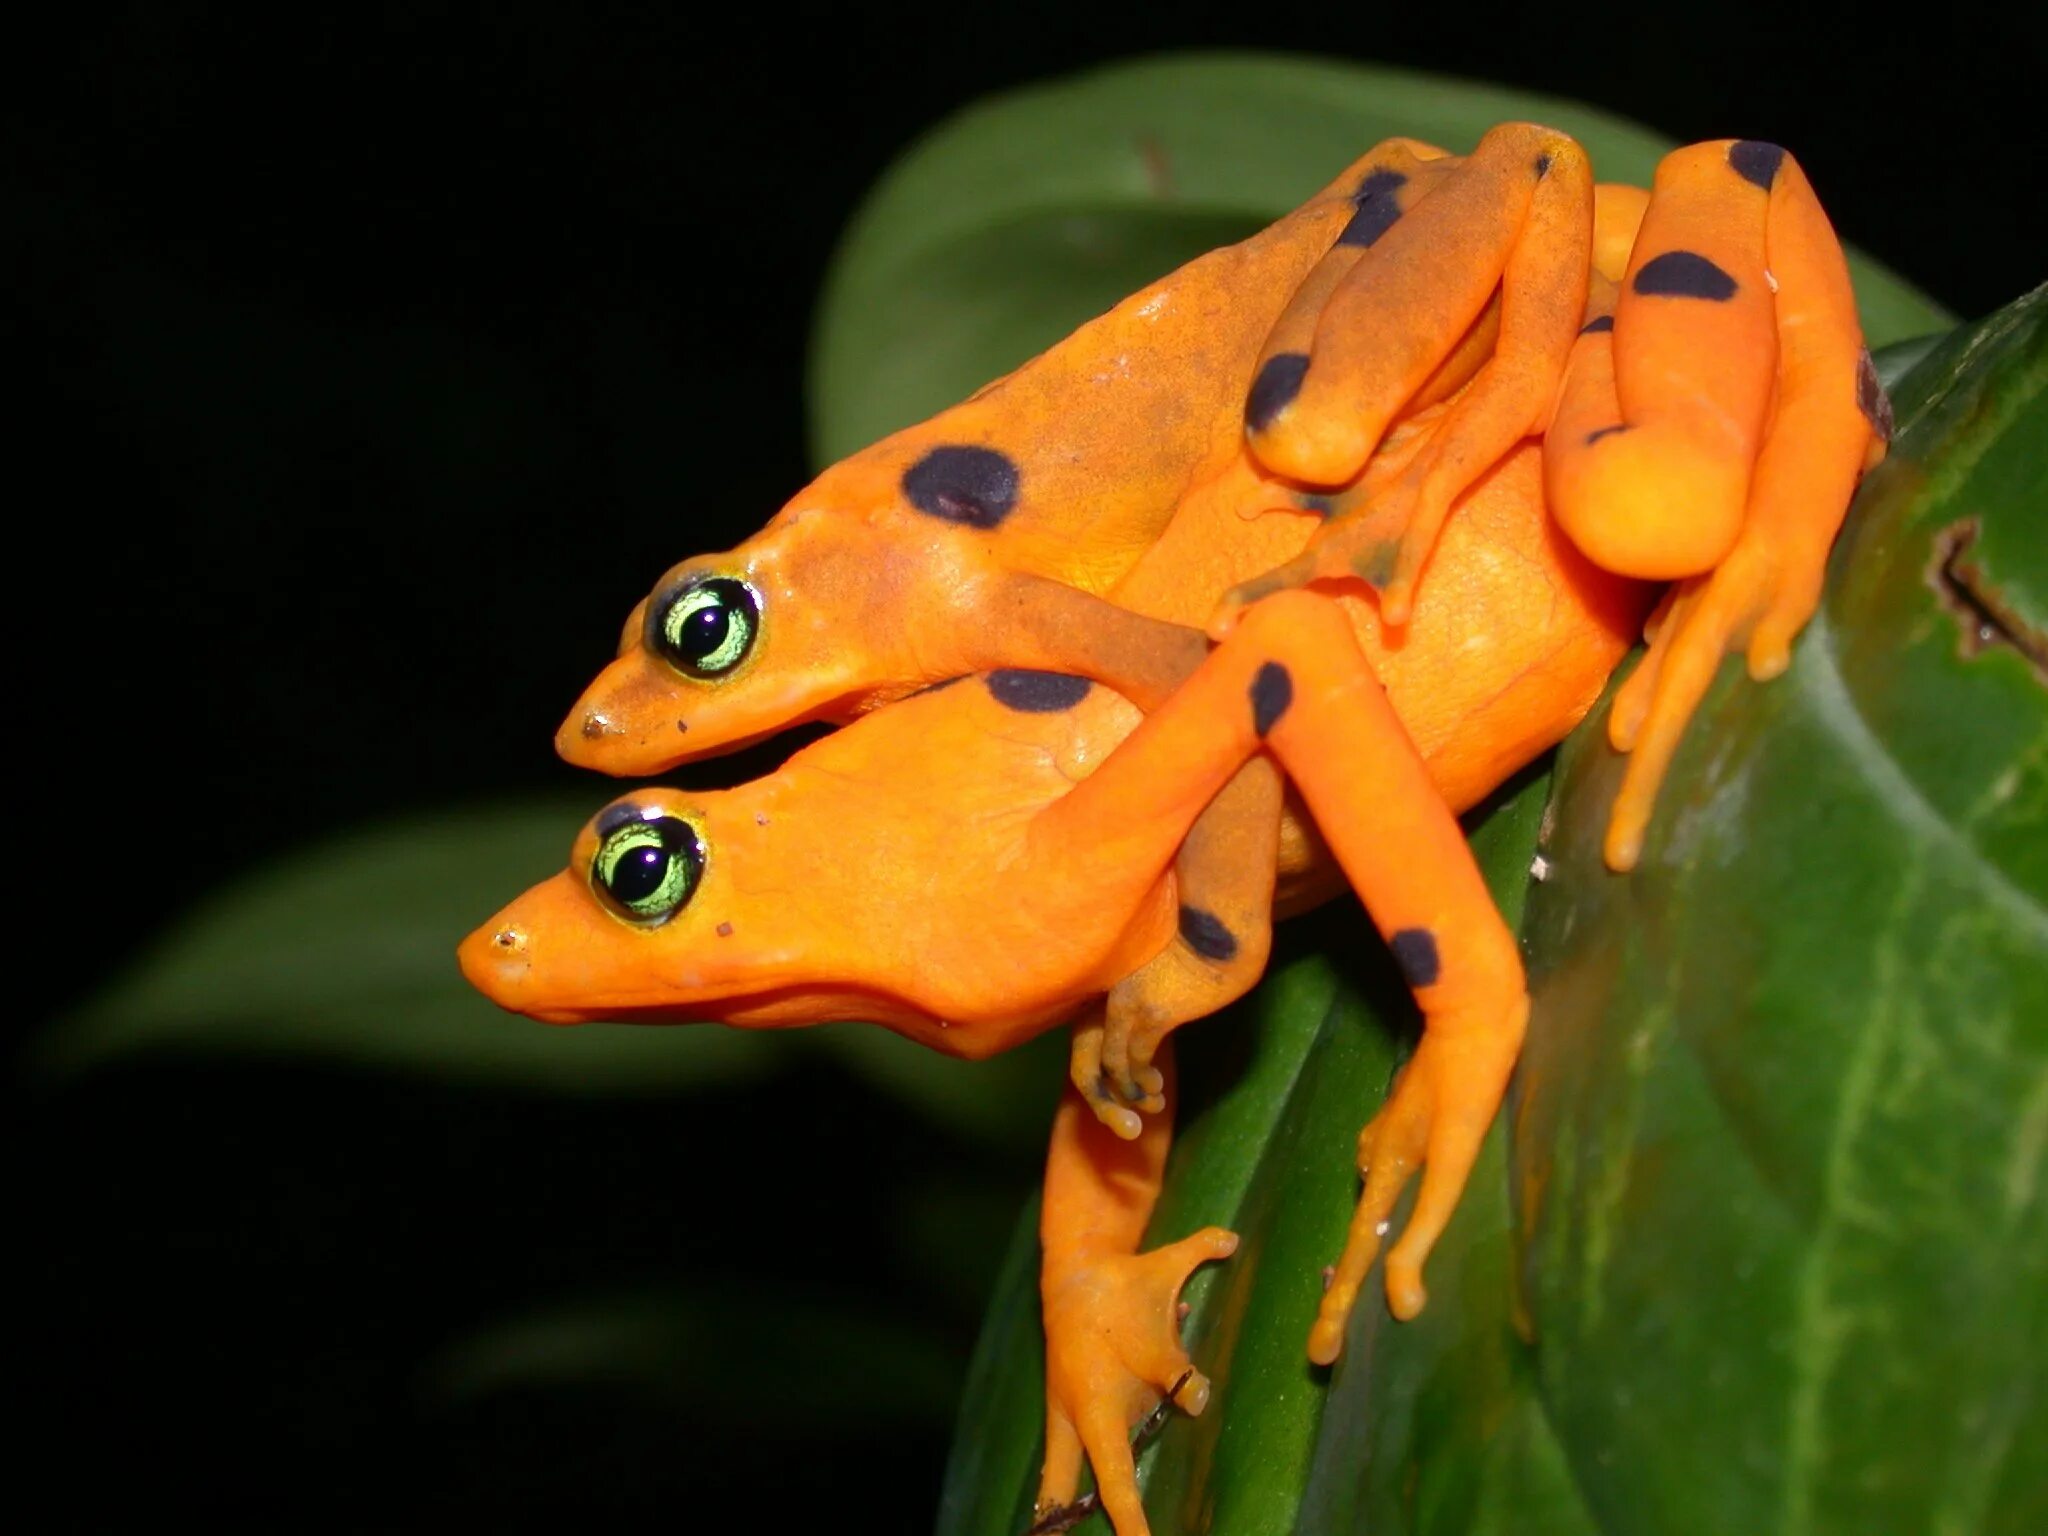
[557, 126, 1886, 871]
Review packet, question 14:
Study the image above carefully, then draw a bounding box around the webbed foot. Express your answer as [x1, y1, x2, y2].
[1023, 1373, 1190, 1535]
[1600, 525, 1830, 871]
[1036, 1227, 1238, 1535]
[1309, 995, 1528, 1363]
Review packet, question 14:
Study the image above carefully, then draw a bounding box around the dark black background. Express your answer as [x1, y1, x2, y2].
[12, 4, 2043, 1528]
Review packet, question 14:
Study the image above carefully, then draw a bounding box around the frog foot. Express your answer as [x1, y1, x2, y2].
[1546, 143, 1882, 870]
[1035, 1227, 1239, 1536]
[1600, 528, 1822, 871]
[1068, 1015, 1157, 1141]
[1098, 994, 1169, 1125]
[1024, 1378, 1189, 1536]
[1074, 949, 1262, 1139]
[1205, 506, 1416, 640]
[1308, 999, 1526, 1363]
[1089, 885, 1276, 1132]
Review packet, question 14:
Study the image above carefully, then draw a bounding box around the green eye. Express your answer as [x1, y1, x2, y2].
[591, 810, 704, 925]
[652, 578, 760, 678]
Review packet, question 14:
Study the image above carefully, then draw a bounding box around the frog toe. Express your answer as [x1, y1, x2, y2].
[1068, 1019, 1146, 1140]
[1038, 1227, 1237, 1532]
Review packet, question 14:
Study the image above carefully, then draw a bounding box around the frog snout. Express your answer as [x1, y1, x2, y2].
[458, 920, 533, 1002]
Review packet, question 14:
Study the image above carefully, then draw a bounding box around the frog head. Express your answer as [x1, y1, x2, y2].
[460, 787, 894, 1031]
[458, 778, 1066, 1058]
[555, 443, 1014, 773]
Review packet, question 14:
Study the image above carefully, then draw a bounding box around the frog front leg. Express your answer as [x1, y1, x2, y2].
[1036, 1041, 1237, 1536]
[983, 574, 1295, 1137]
[1542, 143, 1886, 867]
[1071, 756, 1284, 1134]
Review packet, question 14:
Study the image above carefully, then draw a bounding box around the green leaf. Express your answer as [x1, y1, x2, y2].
[1514, 288, 2046, 1536]
[809, 52, 1951, 467]
[32, 799, 786, 1091]
[426, 1284, 961, 1427]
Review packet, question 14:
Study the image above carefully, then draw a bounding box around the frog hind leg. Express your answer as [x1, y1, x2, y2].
[1546, 145, 1883, 869]
[1071, 757, 1284, 1135]
[1033, 589, 1528, 1356]
[1037, 1045, 1237, 1536]
[1545, 138, 1787, 582]
[1232, 123, 1594, 626]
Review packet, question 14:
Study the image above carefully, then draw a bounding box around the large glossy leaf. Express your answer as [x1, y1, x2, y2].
[809, 53, 1951, 466]
[1513, 288, 2046, 1536]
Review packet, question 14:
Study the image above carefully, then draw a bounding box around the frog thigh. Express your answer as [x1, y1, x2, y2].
[1232, 122, 1596, 625]
[1546, 138, 1790, 579]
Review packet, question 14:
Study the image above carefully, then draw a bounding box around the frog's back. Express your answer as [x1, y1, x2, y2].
[797, 172, 1372, 596]
[1115, 440, 1652, 814]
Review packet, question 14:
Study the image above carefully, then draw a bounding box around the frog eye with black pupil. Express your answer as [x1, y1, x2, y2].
[592, 812, 704, 925]
[651, 578, 759, 678]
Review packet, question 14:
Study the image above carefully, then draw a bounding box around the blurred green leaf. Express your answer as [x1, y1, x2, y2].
[427, 1284, 961, 1428]
[35, 799, 785, 1091]
[810, 52, 1950, 466]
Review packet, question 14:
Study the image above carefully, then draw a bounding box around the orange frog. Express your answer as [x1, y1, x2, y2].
[465, 440, 1647, 1535]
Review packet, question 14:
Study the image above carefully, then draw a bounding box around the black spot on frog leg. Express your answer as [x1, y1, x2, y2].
[1390, 928, 1440, 987]
[1339, 168, 1408, 248]
[1178, 906, 1239, 963]
[1249, 663, 1292, 737]
[1633, 251, 1739, 301]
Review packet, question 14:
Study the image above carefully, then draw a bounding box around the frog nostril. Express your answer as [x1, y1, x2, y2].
[492, 926, 527, 954]
[580, 711, 617, 741]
